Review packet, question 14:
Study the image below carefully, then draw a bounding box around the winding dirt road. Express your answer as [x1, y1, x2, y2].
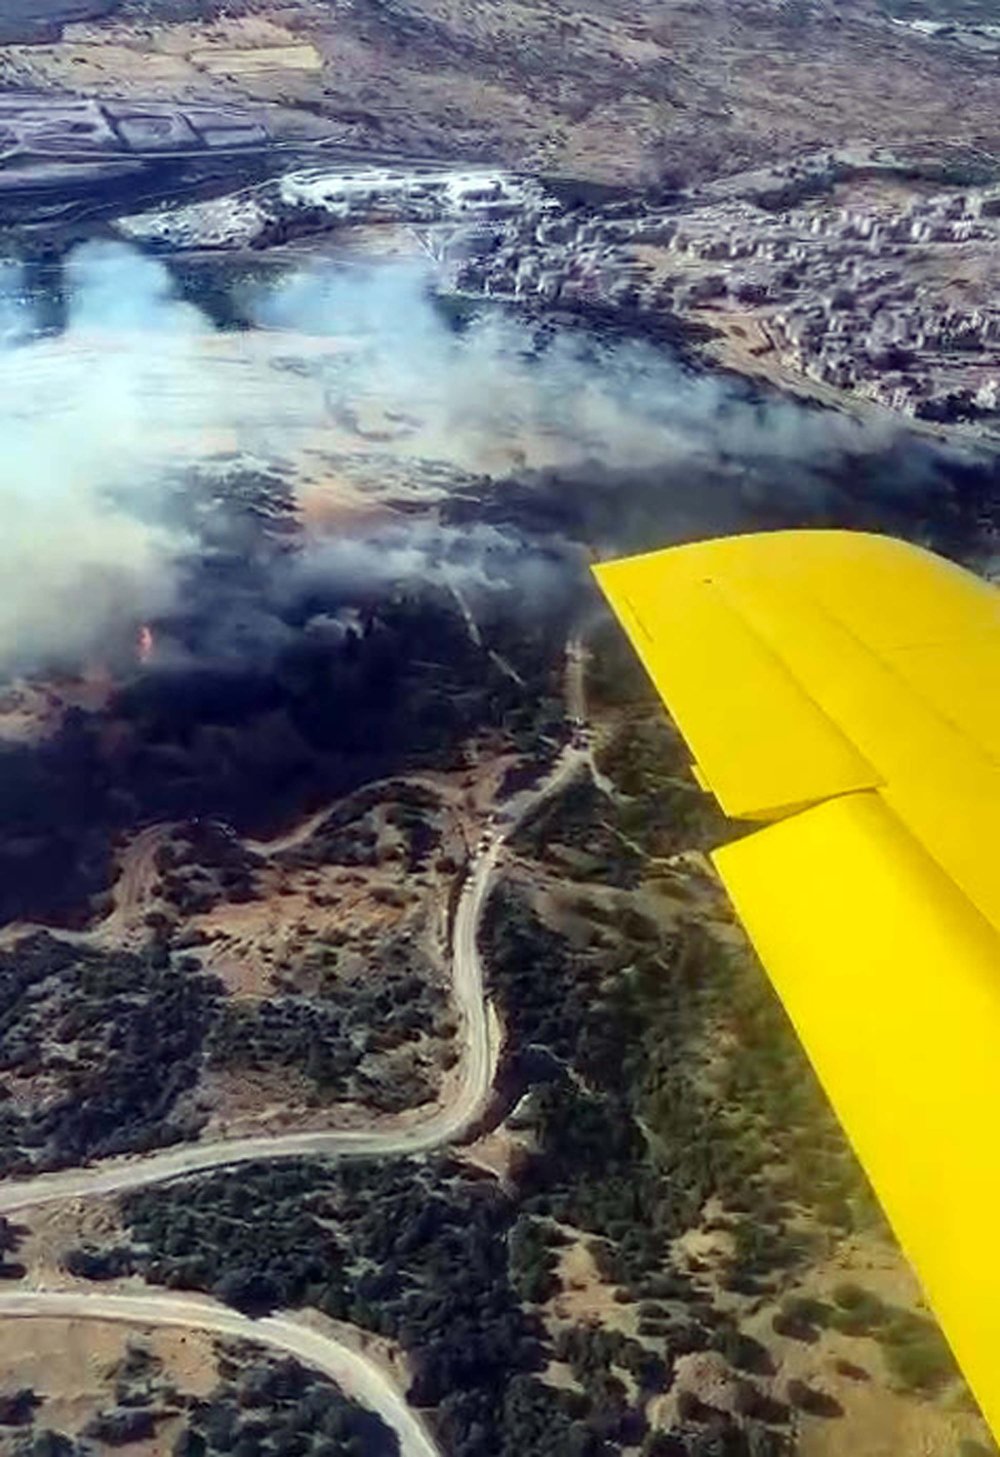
[0, 681, 593, 1457]
[0, 1292, 441, 1457]
[0, 824, 170, 951]
[0, 744, 584, 1216]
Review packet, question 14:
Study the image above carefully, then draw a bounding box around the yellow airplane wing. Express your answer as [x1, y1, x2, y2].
[594, 530, 1000, 1436]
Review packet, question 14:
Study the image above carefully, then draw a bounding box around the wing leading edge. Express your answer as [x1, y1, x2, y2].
[594, 530, 1000, 1439]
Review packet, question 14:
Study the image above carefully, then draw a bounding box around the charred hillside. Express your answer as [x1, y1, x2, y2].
[0, 529, 576, 929]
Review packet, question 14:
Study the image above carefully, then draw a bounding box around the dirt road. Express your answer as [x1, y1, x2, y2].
[0, 1291, 440, 1457]
[0, 739, 585, 1214]
[0, 640, 596, 1456]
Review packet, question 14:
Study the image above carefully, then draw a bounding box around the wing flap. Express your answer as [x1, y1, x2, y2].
[594, 552, 880, 820]
[593, 529, 1000, 1441]
[714, 792, 1000, 1437]
[597, 531, 1000, 934]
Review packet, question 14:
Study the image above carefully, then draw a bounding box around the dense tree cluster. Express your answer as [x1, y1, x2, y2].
[595, 718, 732, 859]
[276, 782, 443, 874]
[208, 956, 449, 1112]
[483, 883, 879, 1291]
[482, 888, 720, 1278]
[114, 1163, 343, 1315]
[107, 1156, 676, 1456]
[179, 1342, 400, 1457]
[0, 933, 222, 1172]
[156, 821, 263, 915]
[0, 1389, 40, 1426]
[0, 576, 569, 927]
[511, 778, 643, 887]
[112, 1159, 549, 1453]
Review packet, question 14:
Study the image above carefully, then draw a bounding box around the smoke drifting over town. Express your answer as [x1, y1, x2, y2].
[0, 242, 964, 675]
[248, 258, 898, 478]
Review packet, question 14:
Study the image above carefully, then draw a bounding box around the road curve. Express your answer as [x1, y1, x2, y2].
[0, 743, 586, 1216]
[0, 1291, 440, 1457]
[0, 686, 591, 1457]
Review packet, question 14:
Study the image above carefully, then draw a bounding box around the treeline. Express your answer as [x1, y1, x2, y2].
[482, 885, 873, 1292]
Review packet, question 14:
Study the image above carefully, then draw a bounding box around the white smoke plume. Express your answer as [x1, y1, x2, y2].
[0, 243, 214, 671]
[0, 241, 953, 674]
[246, 258, 901, 481]
[289, 521, 577, 603]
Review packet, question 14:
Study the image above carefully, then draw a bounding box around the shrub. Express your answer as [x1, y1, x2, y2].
[0, 1388, 39, 1425]
[832, 1283, 885, 1323]
[879, 1316, 958, 1393]
[786, 1380, 843, 1418]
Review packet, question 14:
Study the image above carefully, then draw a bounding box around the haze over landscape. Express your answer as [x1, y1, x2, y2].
[0, 4, 996, 1457]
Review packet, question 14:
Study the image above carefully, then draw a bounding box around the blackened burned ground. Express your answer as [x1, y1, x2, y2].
[0, 473, 578, 1162]
[440, 415, 1000, 571]
[0, 423, 993, 1181]
[0, 555, 573, 927]
[0, 1, 117, 44]
[2, 384, 991, 929]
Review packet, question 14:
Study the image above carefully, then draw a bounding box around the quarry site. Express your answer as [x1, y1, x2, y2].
[0, 3, 996, 1457]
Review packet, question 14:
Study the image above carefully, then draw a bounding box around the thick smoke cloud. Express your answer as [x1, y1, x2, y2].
[247, 260, 900, 482]
[0, 241, 963, 675]
[248, 258, 963, 556]
[0, 243, 212, 671]
[288, 520, 578, 610]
